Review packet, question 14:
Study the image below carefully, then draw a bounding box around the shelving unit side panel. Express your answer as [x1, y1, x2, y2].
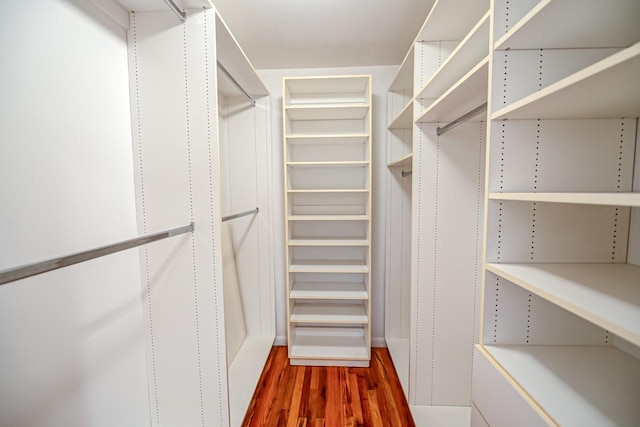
[410, 123, 437, 405]
[386, 168, 410, 339]
[486, 201, 630, 263]
[220, 96, 273, 336]
[411, 123, 485, 405]
[489, 119, 636, 193]
[483, 273, 610, 346]
[491, 48, 619, 112]
[401, 174, 412, 340]
[130, 10, 232, 426]
[629, 122, 640, 266]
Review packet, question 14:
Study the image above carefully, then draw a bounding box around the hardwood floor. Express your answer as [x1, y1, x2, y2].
[241, 347, 415, 427]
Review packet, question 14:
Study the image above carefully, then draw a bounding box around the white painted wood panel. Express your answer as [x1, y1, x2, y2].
[411, 122, 485, 406]
[129, 8, 228, 426]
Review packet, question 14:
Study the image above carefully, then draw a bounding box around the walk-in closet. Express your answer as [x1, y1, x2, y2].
[1, 0, 638, 426]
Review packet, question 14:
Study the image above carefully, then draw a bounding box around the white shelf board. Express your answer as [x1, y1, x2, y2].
[483, 345, 640, 427]
[386, 337, 410, 398]
[228, 335, 274, 427]
[388, 100, 414, 130]
[287, 189, 369, 194]
[417, 12, 490, 100]
[288, 238, 369, 246]
[389, 45, 415, 92]
[286, 104, 369, 120]
[290, 303, 368, 324]
[290, 282, 368, 300]
[495, 0, 640, 50]
[286, 134, 369, 145]
[416, 57, 489, 123]
[410, 406, 471, 427]
[492, 42, 640, 120]
[416, 0, 488, 41]
[286, 161, 369, 168]
[490, 192, 640, 207]
[387, 153, 413, 168]
[289, 259, 369, 274]
[290, 328, 368, 360]
[215, 12, 269, 96]
[285, 75, 370, 98]
[115, 0, 212, 12]
[288, 214, 369, 221]
[486, 263, 640, 346]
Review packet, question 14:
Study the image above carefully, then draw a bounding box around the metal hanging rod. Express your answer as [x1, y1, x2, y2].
[436, 102, 488, 136]
[402, 170, 412, 177]
[0, 223, 194, 287]
[162, 0, 186, 22]
[222, 207, 259, 222]
[217, 61, 256, 107]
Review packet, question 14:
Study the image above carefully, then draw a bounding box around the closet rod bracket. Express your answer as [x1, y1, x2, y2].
[162, 0, 186, 22]
[217, 62, 256, 107]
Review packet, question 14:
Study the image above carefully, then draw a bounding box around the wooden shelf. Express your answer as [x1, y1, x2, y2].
[289, 259, 369, 274]
[387, 153, 413, 168]
[290, 303, 368, 324]
[388, 100, 414, 130]
[286, 134, 369, 145]
[483, 345, 640, 426]
[495, 0, 640, 50]
[288, 214, 369, 221]
[288, 239, 369, 246]
[290, 327, 369, 360]
[416, 12, 490, 101]
[287, 161, 369, 168]
[492, 42, 640, 120]
[489, 192, 640, 207]
[389, 45, 415, 92]
[486, 263, 640, 346]
[286, 104, 369, 120]
[290, 282, 368, 300]
[215, 12, 269, 96]
[285, 75, 370, 105]
[416, 0, 489, 42]
[415, 57, 488, 123]
[287, 189, 369, 194]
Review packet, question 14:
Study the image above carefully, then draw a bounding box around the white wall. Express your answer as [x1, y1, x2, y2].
[0, 1, 150, 426]
[258, 65, 397, 346]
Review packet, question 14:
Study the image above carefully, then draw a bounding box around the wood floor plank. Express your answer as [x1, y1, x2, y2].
[242, 347, 415, 427]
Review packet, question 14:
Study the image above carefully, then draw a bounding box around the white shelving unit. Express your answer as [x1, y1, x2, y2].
[283, 75, 372, 367]
[473, 1, 640, 426]
[385, 2, 489, 424]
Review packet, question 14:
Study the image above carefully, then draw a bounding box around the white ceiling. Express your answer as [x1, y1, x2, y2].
[211, 0, 436, 70]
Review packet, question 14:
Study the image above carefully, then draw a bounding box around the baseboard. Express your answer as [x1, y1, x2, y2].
[274, 335, 386, 348]
[372, 337, 387, 348]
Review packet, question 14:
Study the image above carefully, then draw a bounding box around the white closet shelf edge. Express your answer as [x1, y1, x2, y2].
[489, 192, 640, 207]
